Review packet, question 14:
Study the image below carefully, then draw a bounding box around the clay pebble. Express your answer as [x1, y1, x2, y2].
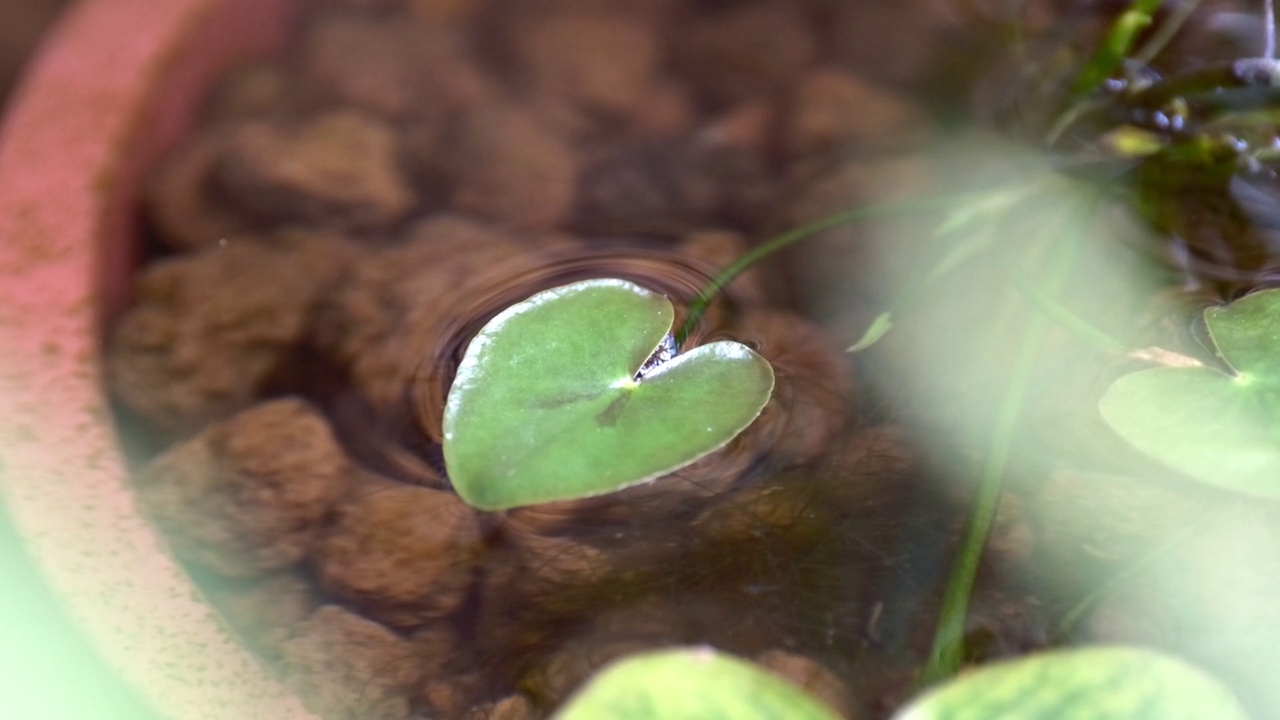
[136, 398, 352, 577]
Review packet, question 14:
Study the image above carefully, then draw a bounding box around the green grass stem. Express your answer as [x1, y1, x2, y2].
[675, 194, 976, 348]
[917, 187, 1103, 687]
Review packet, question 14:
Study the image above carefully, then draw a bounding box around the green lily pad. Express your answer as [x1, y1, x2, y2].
[894, 647, 1248, 720]
[553, 647, 842, 720]
[443, 279, 774, 511]
[1099, 288, 1280, 498]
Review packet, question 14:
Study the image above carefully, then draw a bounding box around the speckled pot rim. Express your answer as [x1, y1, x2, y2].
[0, 0, 317, 718]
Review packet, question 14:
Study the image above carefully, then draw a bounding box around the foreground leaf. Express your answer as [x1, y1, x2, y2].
[895, 646, 1248, 720]
[443, 279, 774, 510]
[554, 647, 841, 720]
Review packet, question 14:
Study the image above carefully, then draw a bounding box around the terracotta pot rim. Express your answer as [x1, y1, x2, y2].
[0, 1, 316, 718]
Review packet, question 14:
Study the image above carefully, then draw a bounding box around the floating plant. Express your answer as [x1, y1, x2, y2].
[1100, 287, 1280, 499]
[442, 278, 774, 511]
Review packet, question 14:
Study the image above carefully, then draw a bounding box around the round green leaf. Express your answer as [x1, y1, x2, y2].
[443, 279, 775, 511]
[1099, 366, 1280, 496]
[1202, 288, 1280, 380]
[894, 647, 1249, 720]
[1099, 288, 1280, 498]
[553, 647, 842, 720]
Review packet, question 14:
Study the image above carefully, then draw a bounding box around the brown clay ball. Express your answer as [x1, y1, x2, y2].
[136, 398, 352, 577]
[312, 482, 483, 627]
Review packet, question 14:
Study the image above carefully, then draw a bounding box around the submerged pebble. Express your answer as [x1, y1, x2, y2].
[108, 234, 354, 434]
[312, 481, 482, 627]
[135, 398, 352, 576]
[280, 605, 429, 720]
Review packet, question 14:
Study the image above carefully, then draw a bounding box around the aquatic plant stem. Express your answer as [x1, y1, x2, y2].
[678, 181, 1050, 350]
[917, 188, 1102, 687]
[917, 314, 1050, 687]
[674, 195, 975, 349]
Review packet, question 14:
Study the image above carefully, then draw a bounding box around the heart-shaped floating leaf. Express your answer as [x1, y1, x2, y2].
[553, 647, 842, 720]
[1099, 288, 1280, 498]
[894, 647, 1248, 720]
[443, 279, 774, 511]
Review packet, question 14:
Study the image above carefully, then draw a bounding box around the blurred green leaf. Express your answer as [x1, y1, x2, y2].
[896, 647, 1248, 720]
[554, 647, 842, 720]
[1099, 288, 1280, 498]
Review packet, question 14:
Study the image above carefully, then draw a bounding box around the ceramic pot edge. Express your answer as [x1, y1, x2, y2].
[0, 0, 318, 718]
